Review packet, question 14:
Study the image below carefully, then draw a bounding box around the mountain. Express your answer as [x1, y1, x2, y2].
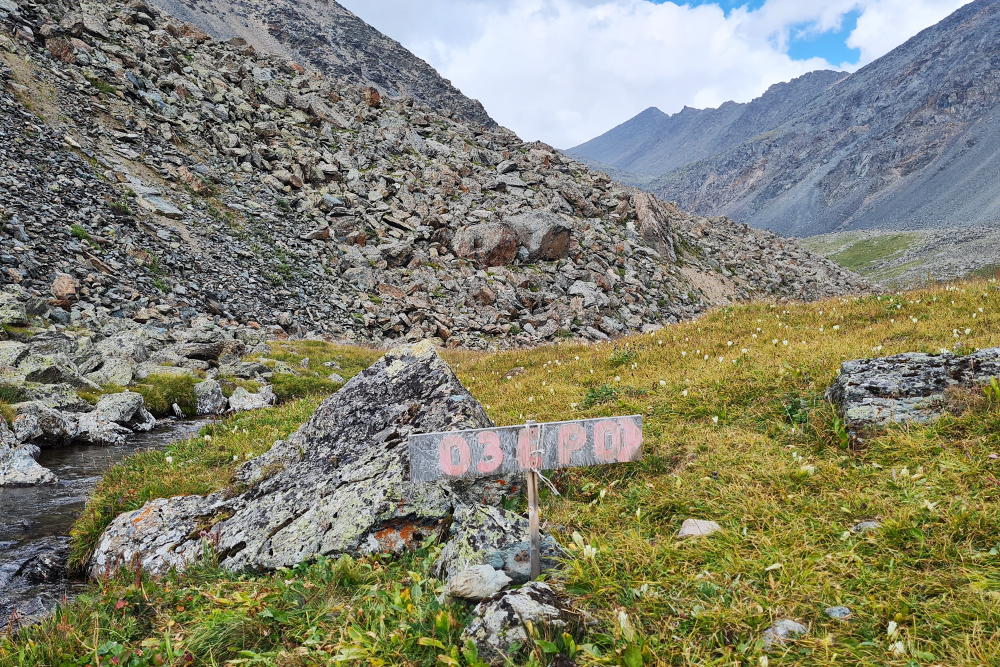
[0, 0, 867, 348]
[568, 69, 847, 177]
[570, 0, 1000, 239]
[147, 0, 496, 128]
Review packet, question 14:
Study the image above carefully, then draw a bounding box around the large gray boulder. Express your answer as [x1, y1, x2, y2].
[89, 341, 513, 578]
[504, 211, 571, 261]
[0, 416, 56, 486]
[452, 223, 520, 268]
[13, 402, 79, 443]
[227, 385, 276, 412]
[17, 353, 97, 389]
[76, 392, 156, 446]
[194, 380, 228, 415]
[827, 348, 1000, 435]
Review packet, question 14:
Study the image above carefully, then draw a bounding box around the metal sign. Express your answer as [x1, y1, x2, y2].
[408, 415, 643, 582]
[408, 415, 643, 482]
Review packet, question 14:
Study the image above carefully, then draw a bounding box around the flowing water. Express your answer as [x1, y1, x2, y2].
[0, 418, 206, 631]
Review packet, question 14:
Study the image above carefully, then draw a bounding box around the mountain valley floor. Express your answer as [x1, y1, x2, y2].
[4, 278, 1000, 666]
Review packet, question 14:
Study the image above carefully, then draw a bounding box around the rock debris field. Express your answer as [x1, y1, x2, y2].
[0, 0, 867, 351]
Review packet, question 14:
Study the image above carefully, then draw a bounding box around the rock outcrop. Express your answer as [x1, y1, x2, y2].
[462, 582, 584, 665]
[89, 341, 533, 578]
[828, 348, 1000, 434]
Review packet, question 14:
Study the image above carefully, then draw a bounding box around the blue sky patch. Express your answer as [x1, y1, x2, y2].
[787, 8, 862, 65]
[650, 1, 862, 66]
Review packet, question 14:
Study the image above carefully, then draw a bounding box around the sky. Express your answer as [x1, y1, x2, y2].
[336, 0, 973, 148]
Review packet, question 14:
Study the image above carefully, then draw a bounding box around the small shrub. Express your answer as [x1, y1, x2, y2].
[152, 277, 170, 293]
[608, 347, 638, 367]
[582, 384, 618, 409]
[70, 224, 91, 241]
[108, 200, 132, 217]
[270, 373, 340, 402]
[132, 374, 198, 417]
[76, 384, 125, 406]
[0, 401, 15, 425]
[0, 383, 24, 405]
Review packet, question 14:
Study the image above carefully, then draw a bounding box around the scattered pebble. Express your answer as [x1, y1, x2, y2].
[677, 519, 722, 538]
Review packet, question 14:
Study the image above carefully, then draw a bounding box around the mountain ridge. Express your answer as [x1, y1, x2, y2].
[570, 0, 1000, 240]
[147, 0, 496, 128]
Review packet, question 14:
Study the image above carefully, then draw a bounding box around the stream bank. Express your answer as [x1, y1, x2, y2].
[0, 418, 206, 632]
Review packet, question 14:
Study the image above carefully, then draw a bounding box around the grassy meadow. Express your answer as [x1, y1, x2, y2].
[5, 279, 1000, 666]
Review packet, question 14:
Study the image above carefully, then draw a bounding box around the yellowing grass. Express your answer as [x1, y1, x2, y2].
[9, 279, 1000, 666]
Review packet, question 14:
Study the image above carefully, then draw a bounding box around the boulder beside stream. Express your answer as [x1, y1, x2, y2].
[89, 341, 532, 579]
[0, 415, 56, 487]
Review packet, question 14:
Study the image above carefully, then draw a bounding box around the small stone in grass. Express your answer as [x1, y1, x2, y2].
[328, 372, 345, 383]
[763, 619, 808, 649]
[445, 565, 511, 601]
[825, 606, 852, 620]
[851, 520, 882, 534]
[677, 519, 722, 538]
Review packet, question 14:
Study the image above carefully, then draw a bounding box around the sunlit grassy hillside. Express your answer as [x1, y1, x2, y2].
[5, 279, 1000, 666]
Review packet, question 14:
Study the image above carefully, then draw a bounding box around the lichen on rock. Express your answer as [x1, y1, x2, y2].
[89, 341, 517, 578]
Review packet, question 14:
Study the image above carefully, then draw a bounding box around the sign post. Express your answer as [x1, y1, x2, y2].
[408, 415, 643, 580]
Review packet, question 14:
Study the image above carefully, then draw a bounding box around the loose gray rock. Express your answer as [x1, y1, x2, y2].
[452, 223, 520, 268]
[435, 504, 557, 584]
[762, 618, 808, 650]
[505, 210, 571, 261]
[89, 342, 512, 578]
[827, 348, 1000, 433]
[462, 582, 582, 665]
[194, 380, 227, 415]
[0, 416, 56, 487]
[851, 520, 882, 534]
[228, 385, 277, 412]
[445, 565, 511, 601]
[677, 519, 722, 538]
[825, 606, 852, 620]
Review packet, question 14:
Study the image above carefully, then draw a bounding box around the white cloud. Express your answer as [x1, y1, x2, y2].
[337, 0, 972, 148]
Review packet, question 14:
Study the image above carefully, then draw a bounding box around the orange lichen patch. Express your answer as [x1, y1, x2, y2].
[132, 505, 156, 526]
[368, 518, 445, 553]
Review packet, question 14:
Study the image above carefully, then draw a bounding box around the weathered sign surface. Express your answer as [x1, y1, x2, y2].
[409, 416, 642, 482]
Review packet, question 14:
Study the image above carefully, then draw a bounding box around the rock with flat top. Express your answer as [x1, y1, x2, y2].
[227, 385, 276, 412]
[445, 565, 511, 601]
[828, 348, 1000, 434]
[89, 342, 513, 578]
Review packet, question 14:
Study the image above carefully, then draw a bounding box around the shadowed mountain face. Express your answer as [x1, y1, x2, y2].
[149, 0, 495, 128]
[570, 0, 1000, 238]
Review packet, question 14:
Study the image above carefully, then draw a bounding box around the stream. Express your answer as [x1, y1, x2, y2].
[0, 418, 207, 632]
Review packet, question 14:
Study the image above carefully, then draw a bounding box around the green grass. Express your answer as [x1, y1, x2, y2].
[69, 224, 90, 241]
[0, 400, 14, 425]
[131, 374, 199, 418]
[827, 234, 918, 273]
[8, 280, 1000, 665]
